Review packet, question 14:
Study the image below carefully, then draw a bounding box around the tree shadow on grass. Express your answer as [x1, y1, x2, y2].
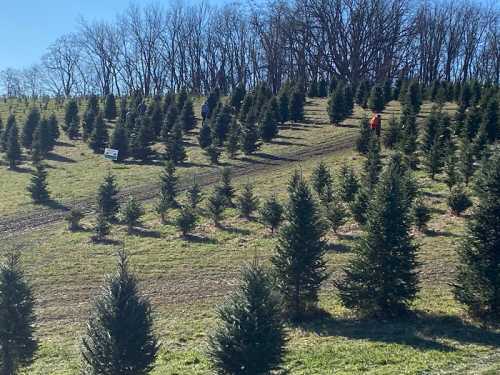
[36, 199, 68, 211]
[238, 156, 274, 166]
[220, 224, 251, 236]
[129, 227, 162, 238]
[183, 234, 218, 244]
[269, 139, 308, 147]
[46, 152, 76, 163]
[300, 310, 500, 352]
[424, 228, 460, 238]
[55, 141, 76, 148]
[326, 242, 352, 253]
[252, 152, 297, 162]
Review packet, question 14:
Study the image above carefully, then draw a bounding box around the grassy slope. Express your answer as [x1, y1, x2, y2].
[1, 98, 498, 374]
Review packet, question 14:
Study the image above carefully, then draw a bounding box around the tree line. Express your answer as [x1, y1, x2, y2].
[1, 0, 498, 98]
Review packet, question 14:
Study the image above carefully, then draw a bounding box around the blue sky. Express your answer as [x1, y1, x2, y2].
[0, 0, 145, 71]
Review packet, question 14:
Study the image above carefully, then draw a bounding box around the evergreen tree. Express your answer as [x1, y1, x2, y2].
[65, 208, 84, 231]
[0, 253, 37, 375]
[31, 119, 51, 162]
[87, 95, 99, 114]
[82, 107, 97, 141]
[342, 84, 355, 118]
[211, 105, 232, 146]
[278, 92, 289, 124]
[383, 79, 393, 103]
[81, 251, 159, 374]
[481, 97, 498, 142]
[444, 152, 459, 191]
[224, 119, 240, 159]
[21, 108, 40, 149]
[237, 182, 259, 219]
[207, 189, 225, 227]
[383, 115, 401, 149]
[472, 124, 488, 161]
[176, 89, 189, 110]
[355, 115, 372, 155]
[208, 262, 286, 375]
[205, 145, 222, 165]
[412, 197, 431, 231]
[164, 122, 186, 165]
[288, 87, 305, 122]
[230, 84, 246, 113]
[64, 99, 79, 132]
[239, 93, 254, 123]
[97, 173, 120, 221]
[338, 164, 359, 203]
[1, 114, 16, 152]
[104, 93, 117, 120]
[368, 84, 385, 113]
[156, 161, 177, 223]
[328, 86, 345, 125]
[27, 162, 50, 203]
[205, 89, 221, 120]
[119, 97, 128, 123]
[92, 211, 110, 242]
[448, 185, 472, 216]
[355, 80, 370, 108]
[176, 205, 197, 237]
[67, 119, 80, 140]
[318, 79, 328, 98]
[149, 99, 164, 138]
[0, 116, 3, 150]
[239, 113, 260, 155]
[308, 81, 318, 98]
[163, 103, 178, 135]
[187, 178, 203, 210]
[122, 196, 144, 234]
[130, 117, 153, 162]
[311, 162, 333, 202]
[399, 110, 419, 169]
[5, 121, 22, 169]
[259, 194, 284, 234]
[178, 100, 196, 132]
[271, 171, 327, 321]
[425, 139, 444, 180]
[464, 106, 481, 140]
[89, 112, 109, 154]
[337, 155, 419, 318]
[110, 120, 129, 162]
[421, 108, 441, 154]
[454, 151, 500, 320]
[47, 113, 60, 150]
[363, 137, 382, 192]
[458, 135, 474, 185]
[326, 200, 349, 234]
[350, 187, 369, 226]
[216, 168, 235, 208]
[259, 107, 279, 142]
[404, 81, 422, 115]
[198, 121, 212, 149]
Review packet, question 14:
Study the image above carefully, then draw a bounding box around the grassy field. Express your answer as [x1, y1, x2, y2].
[1, 98, 499, 374]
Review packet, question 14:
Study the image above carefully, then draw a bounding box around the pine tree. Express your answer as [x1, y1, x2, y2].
[211, 105, 232, 146]
[328, 86, 345, 125]
[104, 93, 117, 120]
[464, 106, 481, 140]
[308, 81, 318, 98]
[208, 262, 285, 375]
[156, 161, 177, 223]
[0, 253, 37, 375]
[237, 182, 259, 219]
[149, 98, 164, 138]
[65, 208, 84, 231]
[338, 164, 359, 203]
[32, 119, 51, 162]
[187, 178, 203, 210]
[207, 189, 225, 227]
[326, 200, 349, 234]
[454, 151, 500, 320]
[363, 137, 382, 191]
[311, 162, 333, 202]
[87, 95, 99, 114]
[67, 119, 80, 140]
[97, 173, 120, 221]
[421, 108, 440, 154]
[472, 124, 488, 161]
[239, 113, 260, 155]
[259, 194, 284, 234]
[5, 122, 22, 169]
[336, 155, 419, 318]
[355, 115, 372, 154]
[239, 92, 254, 123]
[163, 103, 178, 135]
[230, 84, 246, 113]
[355, 80, 370, 108]
[164, 122, 186, 165]
[47, 113, 60, 150]
[119, 97, 128, 123]
[448, 185, 472, 216]
[412, 197, 431, 231]
[399, 110, 419, 169]
[92, 211, 110, 242]
[342, 84, 355, 118]
[82, 107, 97, 141]
[89, 112, 109, 154]
[198, 117, 212, 149]
[178, 100, 196, 132]
[404, 81, 422, 115]
[458, 135, 474, 185]
[350, 187, 369, 226]
[481, 97, 498, 143]
[81, 251, 159, 374]
[225, 119, 240, 158]
[176, 205, 197, 237]
[130, 117, 153, 162]
[288, 87, 305, 122]
[383, 115, 401, 149]
[21, 108, 40, 149]
[27, 162, 50, 203]
[444, 152, 459, 191]
[368, 84, 385, 113]
[425, 139, 444, 180]
[318, 79, 328, 98]
[278, 92, 289, 124]
[1, 114, 16, 152]
[122, 196, 144, 234]
[271, 171, 327, 321]
[205, 145, 222, 165]
[64, 99, 79, 132]
[110, 120, 129, 162]
[258, 107, 278, 142]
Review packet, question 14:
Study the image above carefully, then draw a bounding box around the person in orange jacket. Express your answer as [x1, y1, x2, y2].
[370, 113, 381, 137]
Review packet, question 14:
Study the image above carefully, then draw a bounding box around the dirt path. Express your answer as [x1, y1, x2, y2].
[0, 130, 357, 237]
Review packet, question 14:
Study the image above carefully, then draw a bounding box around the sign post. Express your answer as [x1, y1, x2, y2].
[104, 148, 119, 161]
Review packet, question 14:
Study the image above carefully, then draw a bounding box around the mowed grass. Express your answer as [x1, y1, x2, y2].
[2, 122, 500, 374]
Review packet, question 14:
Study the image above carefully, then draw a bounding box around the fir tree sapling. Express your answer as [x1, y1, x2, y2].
[97, 173, 120, 221]
[259, 194, 284, 234]
[448, 185, 472, 216]
[237, 182, 259, 219]
[156, 161, 177, 223]
[176, 205, 197, 238]
[27, 162, 50, 203]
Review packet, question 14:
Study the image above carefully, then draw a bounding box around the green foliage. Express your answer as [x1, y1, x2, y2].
[355, 116, 372, 155]
[363, 137, 382, 192]
[176, 205, 197, 237]
[271, 171, 327, 321]
[216, 168, 235, 208]
[288, 87, 305, 122]
[164, 122, 186, 165]
[404, 81, 422, 115]
[81, 251, 159, 374]
[464, 106, 481, 140]
[67, 119, 80, 140]
[318, 79, 328, 98]
[0, 253, 37, 375]
[156, 161, 177, 223]
[1, 114, 16, 152]
[224, 119, 240, 158]
[179, 100, 196, 132]
[187, 178, 203, 210]
[311, 161, 333, 202]
[82, 108, 96, 141]
[278, 92, 289, 124]
[412, 198, 431, 231]
[65, 208, 84, 231]
[454, 150, 500, 321]
[205, 145, 222, 165]
[208, 262, 286, 375]
[350, 187, 369, 226]
[211, 105, 232, 146]
[239, 114, 260, 155]
[337, 155, 419, 318]
[355, 80, 370, 108]
[97, 173, 120, 221]
[46, 113, 59, 150]
[328, 86, 345, 125]
[5, 120, 22, 169]
[21, 108, 40, 148]
[198, 121, 212, 149]
[110, 120, 129, 162]
[237, 182, 259, 219]
[368, 84, 385, 113]
[104, 93, 117, 120]
[32, 118, 51, 162]
[207, 189, 225, 226]
[64, 99, 79, 132]
[338, 164, 359, 203]
[27, 162, 49, 203]
[92, 211, 110, 242]
[259, 107, 279, 142]
[383, 115, 401, 149]
[444, 152, 459, 191]
[89, 112, 109, 154]
[326, 200, 348, 234]
[122, 196, 144, 233]
[448, 185, 472, 216]
[481, 97, 498, 142]
[399, 110, 419, 169]
[230, 84, 246, 113]
[149, 98, 164, 137]
[259, 194, 284, 234]
[130, 117, 153, 162]
[457, 135, 475, 185]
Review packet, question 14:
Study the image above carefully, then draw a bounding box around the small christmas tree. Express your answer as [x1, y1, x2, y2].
[259, 107, 279, 142]
[164, 122, 186, 165]
[481, 97, 498, 143]
[187, 178, 203, 210]
[448, 185, 472, 216]
[104, 93, 117, 120]
[205, 145, 222, 165]
[230, 84, 246, 112]
[97, 173, 120, 221]
[179, 100, 196, 132]
[156, 161, 177, 223]
[326, 200, 348, 234]
[21, 108, 40, 149]
[110, 120, 129, 162]
[27, 162, 49, 203]
[259, 194, 284, 234]
[350, 187, 369, 226]
[444, 152, 459, 191]
[64, 99, 79, 132]
[176, 205, 197, 238]
[32, 119, 51, 162]
[122, 196, 144, 234]
[82, 108, 96, 141]
[278, 92, 289, 124]
[208, 262, 285, 375]
[0, 253, 37, 375]
[383, 115, 401, 149]
[225, 119, 240, 158]
[457, 134, 475, 185]
[288, 87, 305, 122]
[5, 122, 22, 169]
[237, 182, 259, 219]
[311, 161, 333, 202]
[92, 211, 110, 242]
[328, 86, 345, 125]
[65, 208, 84, 231]
[207, 189, 225, 227]
[130, 118, 153, 162]
[81, 251, 159, 373]
[338, 164, 359, 203]
[368, 84, 385, 113]
[412, 197, 431, 231]
[47, 113, 60, 150]
[89, 112, 109, 154]
[355, 115, 372, 155]
[67, 119, 80, 140]
[363, 137, 382, 192]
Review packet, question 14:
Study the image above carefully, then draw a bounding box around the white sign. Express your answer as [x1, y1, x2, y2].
[104, 148, 119, 161]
